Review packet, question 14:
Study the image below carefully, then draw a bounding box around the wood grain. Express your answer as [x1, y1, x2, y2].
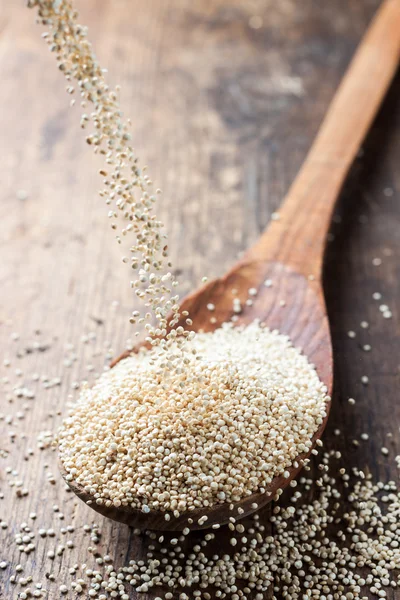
[0, 1, 399, 598]
[247, 0, 400, 278]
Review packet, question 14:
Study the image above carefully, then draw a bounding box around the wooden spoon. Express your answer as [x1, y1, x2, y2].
[60, 0, 400, 531]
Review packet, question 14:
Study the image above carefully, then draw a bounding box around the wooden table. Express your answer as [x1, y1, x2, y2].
[0, 1, 399, 598]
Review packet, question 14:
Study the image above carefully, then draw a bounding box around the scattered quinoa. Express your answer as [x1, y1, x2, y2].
[8, 451, 400, 599]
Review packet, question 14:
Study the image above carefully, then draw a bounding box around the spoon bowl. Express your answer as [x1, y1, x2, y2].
[60, 0, 400, 531]
[60, 258, 332, 530]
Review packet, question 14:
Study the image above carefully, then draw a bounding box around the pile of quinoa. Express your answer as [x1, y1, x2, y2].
[59, 323, 328, 514]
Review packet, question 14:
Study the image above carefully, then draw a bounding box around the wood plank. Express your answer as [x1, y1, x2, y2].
[1, 1, 399, 598]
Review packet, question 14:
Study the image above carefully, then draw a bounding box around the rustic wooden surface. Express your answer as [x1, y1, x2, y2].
[1, 1, 399, 598]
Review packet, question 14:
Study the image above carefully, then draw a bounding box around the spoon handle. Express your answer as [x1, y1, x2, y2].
[246, 0, 400, 279]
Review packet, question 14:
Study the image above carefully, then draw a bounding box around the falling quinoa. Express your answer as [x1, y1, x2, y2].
[59, 322, 329, 514]
[27, 0, 189, 372]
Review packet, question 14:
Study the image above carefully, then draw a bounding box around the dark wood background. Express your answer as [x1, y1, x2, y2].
[0, 1, 399, 598]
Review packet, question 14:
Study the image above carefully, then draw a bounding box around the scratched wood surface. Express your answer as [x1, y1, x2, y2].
[0, 1, 399, 598]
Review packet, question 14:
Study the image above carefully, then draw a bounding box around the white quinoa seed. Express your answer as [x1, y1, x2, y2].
[249, 15, 263, 29]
